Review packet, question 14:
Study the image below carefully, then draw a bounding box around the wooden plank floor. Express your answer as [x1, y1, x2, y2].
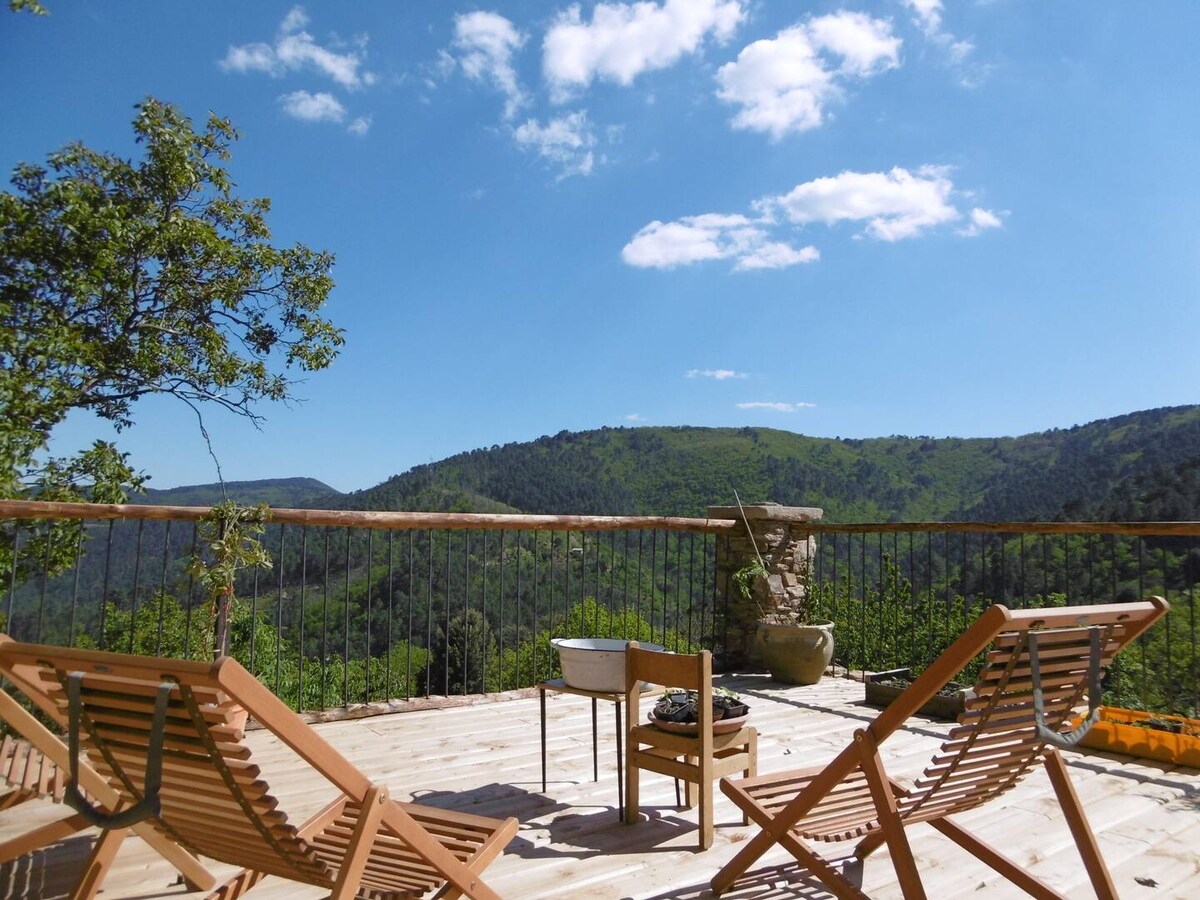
[1, 675, 1197, 899]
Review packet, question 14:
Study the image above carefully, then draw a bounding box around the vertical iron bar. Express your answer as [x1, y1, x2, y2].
[183, 523, 199, 659]
[69, 524, 85, 648]
[127, 519, 144, 651]
[344, 526, 352, 707]
[366, 529, 374, 703]
[99, 520, 115, 650]
[321, 528, 331, 709]
[155, 520, 171, 656]
[299, 526, 308, 712]
[277, 525, 287, 694]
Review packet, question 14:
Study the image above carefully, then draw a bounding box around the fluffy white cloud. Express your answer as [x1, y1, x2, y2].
[279, 90, 346, 123]
[221, 6, 375, 90]
[622, 213, 817, 271]
[716, 11, 899, 140]
[686, 369, 746, 380]
[544, 0, 744, 101]
[347, 115, 372, 137]
[758, 166, 962, 241]
[737, 401, 815, 412]
[452, 11, 528, 120]
[957, 207, 1003, 237]
[513, 111, 598, 179]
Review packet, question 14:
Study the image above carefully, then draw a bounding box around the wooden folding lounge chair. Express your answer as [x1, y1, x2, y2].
[0, 636, 519, 900]
[712, 598, 1169, 900]
[0, 686, 215, 897]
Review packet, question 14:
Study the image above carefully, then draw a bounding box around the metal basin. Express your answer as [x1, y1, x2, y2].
[550, 637, 665, 692]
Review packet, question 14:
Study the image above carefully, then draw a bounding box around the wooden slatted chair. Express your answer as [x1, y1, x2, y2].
[712, 598, 1169, 900]
[623, 643, 757, 850]
[0, 687, 214, 897]
[0, 636, 519, 900]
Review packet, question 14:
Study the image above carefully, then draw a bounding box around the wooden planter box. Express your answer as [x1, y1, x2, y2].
[1079, 707, 1200, 768]
[864, 668, 972, 722]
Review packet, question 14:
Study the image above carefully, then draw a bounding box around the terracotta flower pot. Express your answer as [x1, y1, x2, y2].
[756, 621, 834, 685]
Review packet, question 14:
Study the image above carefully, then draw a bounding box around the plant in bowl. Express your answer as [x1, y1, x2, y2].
[652, 686, 749, 724]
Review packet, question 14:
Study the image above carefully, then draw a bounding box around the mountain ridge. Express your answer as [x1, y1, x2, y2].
[137, 406, 1200, 523]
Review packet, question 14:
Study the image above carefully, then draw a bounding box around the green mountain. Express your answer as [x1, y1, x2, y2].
[343, 406, 1200, 522]
[141, 477, 341, 509]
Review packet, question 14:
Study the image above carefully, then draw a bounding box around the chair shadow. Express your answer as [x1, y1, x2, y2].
[628, 857, 859, 899]
[0, 834, 98, 900]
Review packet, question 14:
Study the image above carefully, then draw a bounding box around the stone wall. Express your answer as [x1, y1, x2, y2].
[708, 502, 823, 670]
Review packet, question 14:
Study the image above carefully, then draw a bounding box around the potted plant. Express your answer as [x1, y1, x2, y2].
[732, 496, 834, 685]
[649, 686, 751, 733]
[1079, 707, 1200, 767]
[864, 668, 974, 721]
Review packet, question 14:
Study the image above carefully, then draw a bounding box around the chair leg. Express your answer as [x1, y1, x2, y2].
[857, 733, 926, 900]
[929, 818, 1065, 900]
[624, 749, 640, 825]
[698, 777, 713, 851]
[331, 784, 388, 899]
[69, 827, 129, 900]
[204, 870, 268, 900]
[1043, 749, 1118, 900]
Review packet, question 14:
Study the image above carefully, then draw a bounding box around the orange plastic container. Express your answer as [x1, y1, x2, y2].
[1079, 707, 1200, 768]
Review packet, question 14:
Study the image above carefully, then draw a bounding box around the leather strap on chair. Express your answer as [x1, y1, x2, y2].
[1030, 627, 1104, 749]
[64, 672, 173, 828]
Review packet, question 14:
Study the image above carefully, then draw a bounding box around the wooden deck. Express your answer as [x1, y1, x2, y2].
[2, 675, 1197, 899]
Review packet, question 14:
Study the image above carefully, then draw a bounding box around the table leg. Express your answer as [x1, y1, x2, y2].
[615, 700, 624, 818]
[540, 688, 547, 793]
[591, 698, 599, 782]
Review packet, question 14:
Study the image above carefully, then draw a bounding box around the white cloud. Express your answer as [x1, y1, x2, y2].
[544, 0, 744, 101]
[626, 413, 644, 421]
[686, 369, 746, 380]
[622, 213, 817, 271]
[452, 11, 528, 120]
[221, 5, 375, 90]
[347, 115, 372, 136]
[807, 11, 902, 77]
[757, 166, 961, 241]
[905, 0, 975, 66]
[737, 401, 815, 413]
[513, 111, 598, 179]
[279, 90, 346, 123]
[957, 207, 1003, 237]
[716, 11, 899, 140]
[735, 242, 820, 271]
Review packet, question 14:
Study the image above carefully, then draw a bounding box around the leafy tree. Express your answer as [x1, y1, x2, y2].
[430, 608, 500, 695]
[1, 97, 342, 574]
[9, 1, 47, 13]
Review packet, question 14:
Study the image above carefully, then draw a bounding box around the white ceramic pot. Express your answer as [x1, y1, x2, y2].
[550, 637, 665, 692]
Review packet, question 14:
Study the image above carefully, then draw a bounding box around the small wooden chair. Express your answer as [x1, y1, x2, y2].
[623, 642, 757, 849]
[712, 598, 1169, 899]
[0, 636, 518, 900]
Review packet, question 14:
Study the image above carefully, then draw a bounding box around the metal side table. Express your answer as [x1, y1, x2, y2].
[538, 679, 626, 816]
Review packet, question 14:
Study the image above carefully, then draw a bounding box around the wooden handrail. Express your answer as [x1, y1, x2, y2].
[0, 499, 739, 535]
[2, 499, 1197, 537]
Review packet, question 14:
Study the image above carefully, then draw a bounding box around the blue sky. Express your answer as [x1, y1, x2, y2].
[3, 1, 1198, 494]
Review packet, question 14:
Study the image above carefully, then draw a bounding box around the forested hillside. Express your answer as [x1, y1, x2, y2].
[141, 477, 342, 509]
[343, 406, 1200, 522]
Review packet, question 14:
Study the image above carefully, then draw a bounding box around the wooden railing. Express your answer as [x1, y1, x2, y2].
[2, 500, 1195, 717]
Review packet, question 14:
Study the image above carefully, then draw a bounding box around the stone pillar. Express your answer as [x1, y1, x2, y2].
[708, 501, 823, 670]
